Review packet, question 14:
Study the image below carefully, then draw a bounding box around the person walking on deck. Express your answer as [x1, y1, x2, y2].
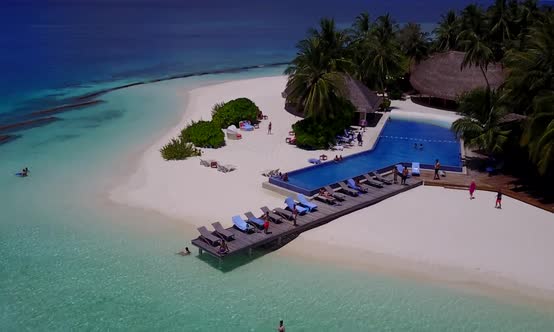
[263, 217, 271, 234]
[434, 159, 441, 180]
[392, 167, 398, 184]
[292, 206, 298, 226]
[401, 167, 408, 185]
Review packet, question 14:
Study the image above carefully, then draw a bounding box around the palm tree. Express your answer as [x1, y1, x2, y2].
[307, 18, 349, 60]
[284, 38, 346, 120]
[458, 32, 494, 90]
[521, 95, 554, 175]
[487, 0, 513, 59]
[374, 14, 396, 45]
[460, 4, 487, 40]
[452, 88, 511, 155]
[397, 23, 430, 66]
[433, 10, 461, 51]
[504, 14, 554, 174]
[350, 12, 373, 41]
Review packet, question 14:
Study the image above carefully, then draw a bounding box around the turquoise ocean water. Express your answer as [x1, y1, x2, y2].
[2, 1, 554, 330]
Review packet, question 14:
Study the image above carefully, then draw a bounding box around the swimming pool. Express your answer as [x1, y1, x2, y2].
[271, 116, 462, 195]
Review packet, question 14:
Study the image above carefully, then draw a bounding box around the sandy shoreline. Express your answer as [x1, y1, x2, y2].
[110, 75, 554, 304]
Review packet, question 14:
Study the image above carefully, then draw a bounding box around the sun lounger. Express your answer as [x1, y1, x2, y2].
[347, 179, 369, 193]
[314, 193, 336, 205]
[239, 121, 254, 131]
[297, 194, 318, 212]
[308, 158, 321, 165]
[369, 172, 393, 185]
[232, 215, 254, 233]
[411, 162, 420, 176]
[324, 186, 346, 201]
[260, 206, 284, 223]
[284, 197, 308, 215]
[274, 207, 293, 220]
[262, 168, 280, 177]
[200, 159, 210, 167]
[361, 174, 384, 188]
[218, 164, 236, 173]
[197, 226, 221, 246]
[211, 222, 235, 241]
[338, 182, 359, 196]
[329, 143, 344, 151]
[244, 211, 264, 229]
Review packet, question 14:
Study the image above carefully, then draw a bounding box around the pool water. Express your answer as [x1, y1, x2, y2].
[284, 117, 461, 192]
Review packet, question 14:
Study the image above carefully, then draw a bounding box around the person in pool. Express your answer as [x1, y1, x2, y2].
[177, 247, 191, 256]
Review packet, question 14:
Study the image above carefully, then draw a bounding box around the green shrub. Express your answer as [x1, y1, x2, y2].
[381, 98, 391, 111]
[212, 98, 260, 128]
[388, 88, 403, 100]
[292, 99, 355, 150]
[160, 137, 201, 160]
[181, 120, 225, 148]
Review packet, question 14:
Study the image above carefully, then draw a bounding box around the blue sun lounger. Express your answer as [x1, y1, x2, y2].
[232, 215, 254, 233]
[347, 179, 368, 193]
[297, 194, 317, 212]
[244, 211, 264, 229]
[411, 162, 420, 176]
[285, 197, 308, 215]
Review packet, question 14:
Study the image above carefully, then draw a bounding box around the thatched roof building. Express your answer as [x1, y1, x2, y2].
[410, 51, 506, 101]
[283, 74, 382, 121]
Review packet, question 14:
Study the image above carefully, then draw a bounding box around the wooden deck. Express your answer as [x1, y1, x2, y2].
[191, 178, 423, 259]
[418, 169, 554, 213]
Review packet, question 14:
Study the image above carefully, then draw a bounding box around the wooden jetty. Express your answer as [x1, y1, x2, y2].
[191, 178, 423, 259]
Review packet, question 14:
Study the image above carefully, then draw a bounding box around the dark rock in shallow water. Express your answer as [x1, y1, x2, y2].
[0, 117, 60, 132]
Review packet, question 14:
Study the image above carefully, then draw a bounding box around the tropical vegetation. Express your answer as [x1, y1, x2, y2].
[160, 138, 201, 161]
[285, 0, 553, 180]
[181, 120, 225, 148]
[211, 98, 260, 129]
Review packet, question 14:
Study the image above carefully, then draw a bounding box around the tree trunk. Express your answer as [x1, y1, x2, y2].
[479, 65, 490, 91]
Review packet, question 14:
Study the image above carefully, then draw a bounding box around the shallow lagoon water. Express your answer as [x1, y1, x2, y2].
[2, 67, 554, 331]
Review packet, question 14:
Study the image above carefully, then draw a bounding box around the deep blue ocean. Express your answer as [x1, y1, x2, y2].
[0, 0, 492, 122]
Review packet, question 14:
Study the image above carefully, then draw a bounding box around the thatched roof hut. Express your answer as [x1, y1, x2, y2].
[282, 74, 382, 119]
[410, 51, 506, 101]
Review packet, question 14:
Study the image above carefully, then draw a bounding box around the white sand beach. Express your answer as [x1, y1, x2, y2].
[110, 76, 375, 225]
[110, 75, 554, 301]
[281, 186, 554, 301]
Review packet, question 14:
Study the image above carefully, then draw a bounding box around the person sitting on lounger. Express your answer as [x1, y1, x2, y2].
[218, 240, 229, 254]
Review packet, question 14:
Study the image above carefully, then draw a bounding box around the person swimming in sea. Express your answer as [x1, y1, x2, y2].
[177, 247, 191, 256]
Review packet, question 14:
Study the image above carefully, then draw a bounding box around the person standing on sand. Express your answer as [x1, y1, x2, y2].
[278, 320, 285, 332]
[469, 180, 476, 199]
[268, 121, 272, 135]
[434, 159, 441, 180]
[495, 190, 502, 209]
